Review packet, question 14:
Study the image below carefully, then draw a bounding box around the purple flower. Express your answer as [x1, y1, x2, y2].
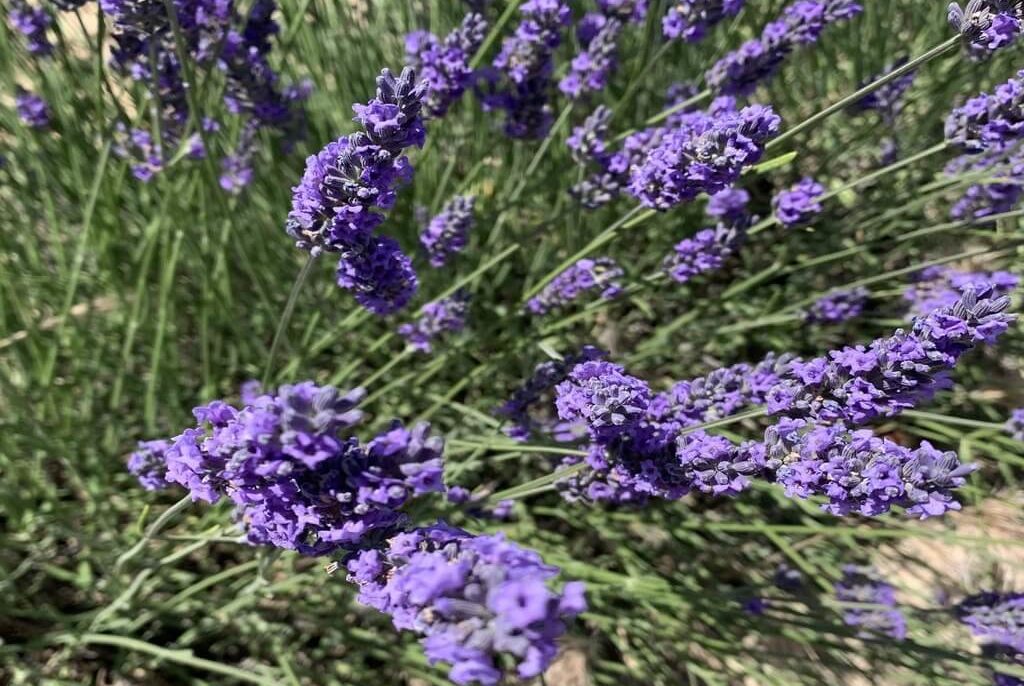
[706, 187, 751, 223]
[848, 58, 916, 123]
[947, 147, 1024, 220]
[336, 233, 419, 316]
[8, 1, 52, 57]
[150, 383, 446, 555]
[420, 195, 476, 267]
[347, 523, 586, 685]
[629, 101, 781, 209]
[568, 105, 612, 166]
[406, 13, 487, 117]
[903, 266, 1019, 318]
[957, 592, 1024, 652]
[769, 286, 1016, 426]
[765, 420, 976, 518]
[15, 89, 49, 129]
[127, 439, 171, 491]
[555, 361, 651, 443]
[219, 123, 257, 194]
[1008, 408, 1024, 441]
[706, 0, 862, 96]
[560, 16, 622, 98]
[485, 0, 571, 138]
[526, 258, 625, 315]
[398, 293, 470, 353]
[804, 287, 869, 324]
[662, 0, 744, 42]
[949, 1, 1024, 59]
[835, 566, 907, 639]
[663, 222, 747, 284]
[497, 346, 605, 441]
[773, 177, 826, 228]
[946, 70, 1024, 154]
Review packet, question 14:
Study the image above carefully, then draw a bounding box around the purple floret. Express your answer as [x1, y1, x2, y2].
[662, 0, 744, 42]
[15, 89, 49, 129]
[346, 523, 586, 685]
[835, 566, 907, 639]
[560, 15, 622, 99]
[420, 195, 476, 267]
[958, 592, 1024, 652]
[804, 287, 869, 324]
[903, 266, 1019, 318]
[127, 439, 172, 491]
[949, 1, 1024, 59]
[336, 233, 419, 315]
[848, 58, 916, 123]
[526, 258, 625, 315]
[555, 361, 651, 443]
[945, 70, 1024, 154]
[1008, 408, 1024, 441]
[706, 187, 751, 223]
[9, 0, 52, 57]
[398, 293, 470, 353]
[406, 13, 487, 117]
[663, 222, 747, 284]
[773, 177, 826, 228]
[568, 105, 613, 166]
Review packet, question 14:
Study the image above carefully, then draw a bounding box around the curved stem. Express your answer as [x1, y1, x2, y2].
[262, 254, 317, 386]
[114, 495, 193, 574]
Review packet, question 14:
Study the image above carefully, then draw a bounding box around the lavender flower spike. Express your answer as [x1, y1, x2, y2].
[347, 523, 586, 685]
[957, 592, 1024, 652]
[420, 195, 476, 267]
[1008, 408, 1024, 441]
[948, 1, 1024, 59]
[662, 0, 745, 43]
[406, 13, 488, 117]
[398, 292, 470, 353]
[16, 89, 50, 129]
[555, 360, 651, 443]
[527, 258, 625, 315]
[835, 566, 907, 639]
[560, 16, 622, 99]
[127, 440, 171, 491]
[945, 70, 1024, 154]
[663, 222, 746, 284]
[9, 1, 53, 57]
[773, 177, 826, 228]
[804, 287, 869, 324]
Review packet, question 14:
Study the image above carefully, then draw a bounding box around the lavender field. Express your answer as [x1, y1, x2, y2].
[2, 1, 1024, 684]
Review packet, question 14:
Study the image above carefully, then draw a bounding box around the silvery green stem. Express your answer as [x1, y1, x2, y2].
[262, 253, 318, 386]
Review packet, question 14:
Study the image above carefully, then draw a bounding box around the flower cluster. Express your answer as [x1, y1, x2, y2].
[560, 15, 623, 99]
[768, 286, 1016, 426]
[287, 67, 427, 313]
[398, 293, 470, 354]
[663, 222, 747, 284]
[765, 419, 976, 518]
[707, 187, 751, 223]
[485, 0, 571, 138]
[498, 346, 605, 441]
[420, 195, 476, 267]
[127, 439, 172, 491]
[946, 147, 1024, 220]
[804, 287, 869, 324]
[903, 266, 1019, 317]
[662, 0, 744, 42]
[15, 88, 49, 129]
[149, 383, 445, 555]
[526, 258, 625, 315]
[948, 1, 1024, 59]
[1008, 408, 1024, 441]
[406, 13, 488, 118]
[835, 566, 907, 639]
[958, 591, 1024, 685]
[555, 361, 652, 442]
[347, 523, 586, 685]
[706, 0, 863, 96]
[848, 58, 916, 123]
[945, 70, 1024, 155]
[8, 0, 52, 57]
[629, 98, 781, 209]
[773, 177, 826, 228]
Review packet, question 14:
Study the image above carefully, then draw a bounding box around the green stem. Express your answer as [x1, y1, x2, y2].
[903, 410, 1004, 431]
[448, 439, 589, 457]
[614, 89, 713, 142]
[114, 495, 193, 575]
[766, 36, 961, 151]
[469, 0, 524, 70]
[508, 102, 575, 202]
[262, 254, 317, 386]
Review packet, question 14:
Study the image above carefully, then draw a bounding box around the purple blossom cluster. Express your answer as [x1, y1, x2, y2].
[663, 221, 747, 284]
[706, 0, 862, 97]
[946, 148, 1024, 221]
[127, 439, 172, 491]
[347, 523, 586, 685]
[834, 566, 907, 639]
[420, 195, 476, 267]
[765, 419, 976, 518]
[398, 293, 470, 354]
[555, 360, 652, 442]
[485, 0, 571, 138]
[707, 187, 751, 223]
[560, 15, 623, 99]
[526, 258, 625, 315]
[15, 88, 49, 129]
[768, 286, 1016, 427]
[958, 592, 1024, 652]
[406, 13, 488, 118]
[848, 58, 917, 123]
[804, 287, 869, 324]
[1007, 408, 1024, 441]
[948, 1, 1024, 59]
[773, 177, 826, 228]
[946, 70, 1024, 155]
[903, 266, 1019, 318]
[143, 382, 445, 555]
[288, 67, 427, 314]
[662, 0, 744, 43]
[629, 98, 781, 210]
[497, 346, 605, 441]
[8, 0, 52, 57]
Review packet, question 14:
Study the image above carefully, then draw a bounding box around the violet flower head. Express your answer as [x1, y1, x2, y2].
[849, 58, 916, 123]
[948, 1, 1024, 59]
[945, 70, 1024, 155]
[663, 222, 746, 284]
[766, 420, 976, 518]
[526, 257, 625, 315]
[773, 177, 826, 228]
[560, 16, 622, 99]
[406, 13, 487, 117]
[127, 439, 171, 491]
[155, 383, 445, 555]
[15, 89, 49, 129]
[768, 286, 1016, 427]
[804, 287, 869, 324]
[674, 431, 766, 497]
[662, 0, 745, 43]
[347, 523, 586, 685]
[9, 1, 53, 57]
[555, 360, 651, 443]
[835, 566, 907, 639]
[398, 292, 470, 353]
[336, 233, 419, 316]
[903, 266, 1019, 318]
[487, 0, 571, 138]
[420, 195, 476, 267]
[598, 0, 648, 22]
[629, 101, 781, 209]
[219, 124, 257, 195]
[568, 105, 612, 166]
[706, 187, 751, 224]
[1008, 408, 1024, 441]
[957, 592, 1024, 652]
